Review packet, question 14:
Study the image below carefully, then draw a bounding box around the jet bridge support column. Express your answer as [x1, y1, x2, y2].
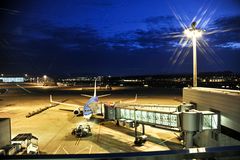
[142, 124, 145, 135]
[182, 111, 200, 148]
[184, 131, 195, 148]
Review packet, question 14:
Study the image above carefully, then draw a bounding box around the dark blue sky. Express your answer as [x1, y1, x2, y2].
[0, 0, 240, 76]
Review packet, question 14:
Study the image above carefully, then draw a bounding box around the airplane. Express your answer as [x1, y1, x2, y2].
[50, 79, 110, 120]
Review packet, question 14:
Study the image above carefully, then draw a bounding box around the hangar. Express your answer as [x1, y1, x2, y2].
[0, 77, 24, 83]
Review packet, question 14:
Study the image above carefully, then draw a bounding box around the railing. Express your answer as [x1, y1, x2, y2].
[3, 145, 240, 159]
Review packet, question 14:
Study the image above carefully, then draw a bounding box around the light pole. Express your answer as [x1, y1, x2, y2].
[43, 75, 47, 83]
[184, 22, 203, 87]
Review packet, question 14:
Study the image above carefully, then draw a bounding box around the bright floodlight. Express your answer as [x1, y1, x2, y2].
[43, 75, 47, 79]
[184, 29, 202, 38]
[184, 21, 204, 87]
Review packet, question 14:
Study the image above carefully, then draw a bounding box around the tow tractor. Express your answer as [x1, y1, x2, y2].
[134, 135, 148, 146]
[71, 123, 91, 137]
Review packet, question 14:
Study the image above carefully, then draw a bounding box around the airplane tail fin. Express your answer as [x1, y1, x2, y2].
[50, 94, 53, 102]
[81, 79, 97, 98]
[128, 94, 137, 103]
[134, 94, 138, 102]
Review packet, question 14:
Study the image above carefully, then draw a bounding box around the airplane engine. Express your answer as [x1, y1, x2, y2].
[73, 108, 81, 116]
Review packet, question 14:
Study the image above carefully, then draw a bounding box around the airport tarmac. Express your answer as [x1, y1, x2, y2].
[0, 83, 183, 154]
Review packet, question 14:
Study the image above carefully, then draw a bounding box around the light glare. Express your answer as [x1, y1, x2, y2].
[184, 29, 203, 39]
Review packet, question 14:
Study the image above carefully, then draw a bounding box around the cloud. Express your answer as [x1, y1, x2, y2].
[1, 14, 240, 75]
[105, 27, 179, 51]
[214, 15, 240, 29]
[0, 7, 21, 15]
[216, 42, 240, 49]
[208, 16, 240, 49]
[0, 20, 176, 75]
[144, 16, 175, 24]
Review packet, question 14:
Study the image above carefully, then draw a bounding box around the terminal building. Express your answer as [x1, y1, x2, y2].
[183, 87, 240, 147]
[0, 118, 11, 148]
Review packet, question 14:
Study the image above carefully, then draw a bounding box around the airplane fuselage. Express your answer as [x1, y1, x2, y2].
[83, 96, 98, 119]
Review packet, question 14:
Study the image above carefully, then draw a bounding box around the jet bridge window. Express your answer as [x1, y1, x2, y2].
[156, 113, 161, 125]
[125, 109, 130, 119]
[202, 113, 218, 130]
[147, 112, 155, 123]
[120, 109, 125, 119]
[162, 113, 169, 126]
[130, 110, 135, 119]
[170, 114, 178, 127]
[136, 110, 141, 121]
[141, 111, 148, 122]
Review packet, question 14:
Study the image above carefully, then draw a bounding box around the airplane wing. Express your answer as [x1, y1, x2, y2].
[50, 95, 81, 108]
[59, 108, 75, 112]
[119, 94, 137, 103]
[81, 94, 92, 98]
[58, 108, 83, 115]
[70, 100, 86, 106]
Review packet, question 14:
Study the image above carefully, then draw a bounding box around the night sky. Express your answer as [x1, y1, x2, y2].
[0, 0, 240, 76]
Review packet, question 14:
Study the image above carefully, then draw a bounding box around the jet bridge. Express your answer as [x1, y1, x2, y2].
[104, 103, 219, 148]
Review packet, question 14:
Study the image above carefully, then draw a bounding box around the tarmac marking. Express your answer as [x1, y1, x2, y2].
[158, 136, 177, 145]
[89, 145, 92, 154]
[75, 138, 81, 145]
[0, 111, 11, 117]
[75, 146, 89, 154]
[41, 116, 75, 150]
[97, 124, 101, 142]
[62, 147, 69, 154]
[16, 84, 31, 93]
[54, 144, 62, 154]
[173, 132, 181, 139]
